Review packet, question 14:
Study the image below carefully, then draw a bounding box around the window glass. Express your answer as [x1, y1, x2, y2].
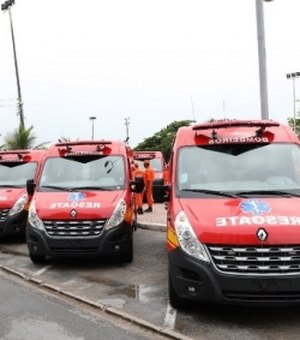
[0, 162, 37, 186]
[177, 143, 300, 194]
[39, 155, 125, 190]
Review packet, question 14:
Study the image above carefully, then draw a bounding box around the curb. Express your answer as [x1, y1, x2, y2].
[137, 222, 166, 232]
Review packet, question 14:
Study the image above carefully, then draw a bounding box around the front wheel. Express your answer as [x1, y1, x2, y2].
[121, 238, 133, 263]
[168, 271, 187, 309]
[29, 253, 46, 264]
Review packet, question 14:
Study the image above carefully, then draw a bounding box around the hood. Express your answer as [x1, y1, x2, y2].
[0, 188, 25, 208]
[178, 197, 300, 245]
[34, 190, 124, 220]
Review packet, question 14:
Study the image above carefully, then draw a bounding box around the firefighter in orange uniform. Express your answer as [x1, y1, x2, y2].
[163, 163, 170, 185]
[133, 163, 145, 214]
[143, 159, 155, 212]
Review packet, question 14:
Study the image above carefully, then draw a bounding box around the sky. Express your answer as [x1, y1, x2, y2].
[0, 0, 300, 148]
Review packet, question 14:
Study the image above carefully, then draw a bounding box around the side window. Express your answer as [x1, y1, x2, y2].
[288, 148, 300, 182]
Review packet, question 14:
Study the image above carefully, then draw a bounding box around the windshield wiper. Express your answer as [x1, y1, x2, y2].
[0, 184, 23, 188]
[70, 186, 113, 191]
[40, 185, 75, 191]
[181, 188, 241, 198]
[235, 190, 300, 197]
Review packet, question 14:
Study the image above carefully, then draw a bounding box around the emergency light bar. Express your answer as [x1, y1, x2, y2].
[55, 140, 112, 147]
[0, 150, 31, 155]
[133, 152, 156, 160]
[192, 120, 280, 131]
[57, 140, 113, 157]
[0, 150, 31, 161]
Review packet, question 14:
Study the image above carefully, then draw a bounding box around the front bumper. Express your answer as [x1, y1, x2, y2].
[26, 221, 133, 259]
[169, 248, 300, 306]
[0, 210, 27, 236]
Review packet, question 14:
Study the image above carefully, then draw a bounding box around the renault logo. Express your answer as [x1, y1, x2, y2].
[257, 228, 268, 241]
[70, 209, 77, 218]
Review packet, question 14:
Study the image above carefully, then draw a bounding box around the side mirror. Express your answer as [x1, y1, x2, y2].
[131, 177, 145, 193]
[26, 179, 36, 196]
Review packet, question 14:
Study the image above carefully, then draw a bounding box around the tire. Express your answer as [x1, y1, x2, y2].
[122, 238, 133, 263]
[168, 271, 187, 309]
[29, 253, 46, 264]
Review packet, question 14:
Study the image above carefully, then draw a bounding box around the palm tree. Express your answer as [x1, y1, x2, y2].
[2, 124, 49, 150]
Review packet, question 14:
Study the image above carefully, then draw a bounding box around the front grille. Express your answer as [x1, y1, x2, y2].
[0, 209, 9, 222]
[50, 247, 98, 254]
[43, 220, 106, 237]
[207, 245, 300, 275]
[223, 290, 300, 302]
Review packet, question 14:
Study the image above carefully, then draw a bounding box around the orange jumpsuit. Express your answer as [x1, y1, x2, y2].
[144, 164, 155, 208]
[133, 165, 144, 210]
[163, 165, 170, 185]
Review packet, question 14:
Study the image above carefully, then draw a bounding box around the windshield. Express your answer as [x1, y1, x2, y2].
[39, 155, 125, 191]
[136, 158, 163, 172]
[177, 143, 300, 196]
[0, 162, 37, 187]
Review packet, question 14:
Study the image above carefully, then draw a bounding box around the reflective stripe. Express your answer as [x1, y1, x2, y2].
[167, 227, 179, 248]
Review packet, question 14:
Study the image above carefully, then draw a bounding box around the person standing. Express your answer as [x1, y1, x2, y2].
[163, 163, 170, 185]
[133, 163, 144, 214]
[143, 159, 155, 212]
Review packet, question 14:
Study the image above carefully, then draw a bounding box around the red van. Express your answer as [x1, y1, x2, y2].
[26, 140, 143, 263]
[0, 149, 45, 237]
[133, 151, 165, 202]
[166, 120, 300, 307]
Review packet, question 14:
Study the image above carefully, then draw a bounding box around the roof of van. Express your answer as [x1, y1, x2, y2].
[133, 151, 164, 160]
[44, 140, 132, 157]
[0, 149, 46, 162]
[174, 120, 299, 147]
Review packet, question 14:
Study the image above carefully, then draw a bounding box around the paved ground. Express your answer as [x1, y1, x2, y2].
[136, 203, 167, 231]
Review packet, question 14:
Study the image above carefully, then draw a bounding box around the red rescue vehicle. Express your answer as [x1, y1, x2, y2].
[26, 140, 143, 263]
[133, 151, 165, 202]
[166, 120, 300, 307]
[0, 149, 45, 237]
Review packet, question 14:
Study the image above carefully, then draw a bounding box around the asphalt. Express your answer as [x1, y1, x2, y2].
[136, 203, 167, 232]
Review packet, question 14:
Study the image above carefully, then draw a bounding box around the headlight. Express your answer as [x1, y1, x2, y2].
[28, 200, 45, 231]
[105, 199, 126, 230]
[8, 193, 28, 216]
[174, 210, 210, 262]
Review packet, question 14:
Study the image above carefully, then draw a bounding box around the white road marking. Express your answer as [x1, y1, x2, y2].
[163, 302, 177, 330]
[32, 265, 52, 277]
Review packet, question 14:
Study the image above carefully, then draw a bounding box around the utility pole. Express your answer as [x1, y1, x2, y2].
[190, 97, 196, 122]
[255, 0, 273, 120]
[1, 0, 25, 126]
[124, 117, 130, 143]
[89, 116, 96, 140]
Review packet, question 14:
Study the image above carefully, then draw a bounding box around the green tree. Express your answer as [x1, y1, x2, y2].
[2, 124, 49, 150]
[134, 120, 193, 161]
[287, 117, 300, 139]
